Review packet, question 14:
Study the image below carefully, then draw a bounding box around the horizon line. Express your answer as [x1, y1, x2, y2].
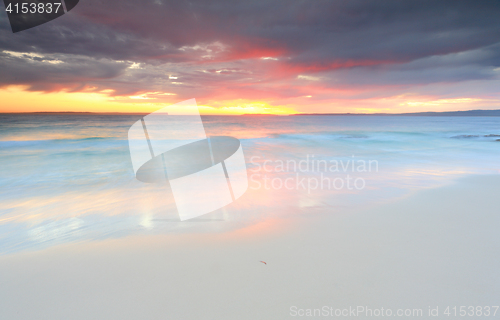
[1, 109, 500, 116]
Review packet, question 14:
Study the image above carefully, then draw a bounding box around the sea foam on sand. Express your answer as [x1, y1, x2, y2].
[0, 174, 499, 319]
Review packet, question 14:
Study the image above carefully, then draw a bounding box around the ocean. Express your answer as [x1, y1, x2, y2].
[1, 114, 499, 254]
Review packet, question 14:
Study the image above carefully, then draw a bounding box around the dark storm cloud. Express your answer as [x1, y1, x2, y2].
[322, 43, 500, 89]
[0, 0, 499, 95]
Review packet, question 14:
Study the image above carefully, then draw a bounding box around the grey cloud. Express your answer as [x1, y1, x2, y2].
[319, 43, 500, 89]
[2, 0, 499, 63]
[0, 0, 499, 96]
[0, 50, 129, 91]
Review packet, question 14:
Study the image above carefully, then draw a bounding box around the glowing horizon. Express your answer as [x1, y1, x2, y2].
[2, 85, 500, 115]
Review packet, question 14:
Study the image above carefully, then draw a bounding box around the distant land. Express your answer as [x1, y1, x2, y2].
[2, 109, 500, 116]
[291, 110, 500, 116]
[1, 112, 149, 115]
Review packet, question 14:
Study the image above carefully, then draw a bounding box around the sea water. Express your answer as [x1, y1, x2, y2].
[1, 114, 499, 254]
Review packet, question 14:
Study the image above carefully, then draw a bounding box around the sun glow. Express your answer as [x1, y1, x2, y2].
[3, 86, 499, 115]
[0, 86, 162, 113]
[0, 86, 296, 115]
[199, 100, 294, 115]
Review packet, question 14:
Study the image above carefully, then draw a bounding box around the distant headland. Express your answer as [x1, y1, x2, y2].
[290, 110, 500, 116]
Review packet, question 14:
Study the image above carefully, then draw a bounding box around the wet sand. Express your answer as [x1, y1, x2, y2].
[1, 174, 499, 319]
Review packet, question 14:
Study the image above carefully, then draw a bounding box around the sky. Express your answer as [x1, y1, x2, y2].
[1, 0, 500, 114]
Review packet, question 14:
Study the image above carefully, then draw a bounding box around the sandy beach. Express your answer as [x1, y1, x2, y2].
[1, 174, 498, 319]
[2, 1, 500, 319]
